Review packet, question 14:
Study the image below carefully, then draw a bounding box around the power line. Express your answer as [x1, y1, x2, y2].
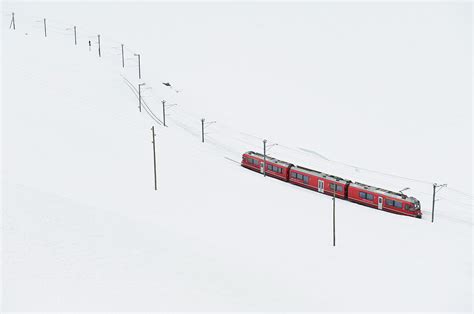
[11, 11, 471, 216]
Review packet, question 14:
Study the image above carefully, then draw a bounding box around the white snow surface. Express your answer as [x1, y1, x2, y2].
[1, 1, 472, 312]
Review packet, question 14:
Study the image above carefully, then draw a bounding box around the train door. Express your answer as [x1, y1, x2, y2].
[260, 162, 264, 174]
[318, 180, 324, 193]
[378, 196, 383, 210]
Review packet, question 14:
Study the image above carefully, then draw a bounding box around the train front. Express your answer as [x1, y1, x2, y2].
[411, 199, 422, 218]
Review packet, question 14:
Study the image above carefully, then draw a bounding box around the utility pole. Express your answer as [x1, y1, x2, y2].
[10, 12, 15, 30]
[138, 83, 145, 112]
[97, 34, 101, 57]
[200, 118, 216, 143]
[74, 26, 77, 45]
[151, 126, 157, 190]
[161, 101, 176, 127]
[432, 183, 447, 223]
[333, 184, 336, 247]
[138, 54, 141, 79]
[263, 139, 267, 177]
[201, 118, 205, 143]
[431, 184, 435, 223]
[162, 100, 166, 127]
[121, 44, 124, 68]
[43, 18, 47, 37]
[134, 53, 141, 79]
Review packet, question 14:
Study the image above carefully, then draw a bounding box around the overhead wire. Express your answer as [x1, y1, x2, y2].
[6, 11, 472, 217]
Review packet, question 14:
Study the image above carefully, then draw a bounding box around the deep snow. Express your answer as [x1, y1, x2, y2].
[1, 1, 472, 312]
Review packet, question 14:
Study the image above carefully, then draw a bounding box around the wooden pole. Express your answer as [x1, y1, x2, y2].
[138, 83, 143, 112]
[162, 100, 166, 127]
[121, 44, 124, 68]
[431, 183, 436, 223]
[151, 126, 157, 190]
[97, 34, 101, 57]
[137, 54, 141, 79]
[263, 139, 267, 177]
[74, 26, 77, 45]
[201, 118, 205, 143]
[10, 12, 16, 30]
[333, 185, 336, 247]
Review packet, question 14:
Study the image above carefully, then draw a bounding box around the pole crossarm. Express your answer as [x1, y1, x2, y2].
[266, 143, 278, 152]
[436, 184, 447, 193]
[204, 121, 216, 128]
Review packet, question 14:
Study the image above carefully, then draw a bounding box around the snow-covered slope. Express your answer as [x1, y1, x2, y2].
[2, 2, 472, 312]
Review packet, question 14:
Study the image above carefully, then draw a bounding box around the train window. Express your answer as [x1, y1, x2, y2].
[405, 204, 414, 211]
[297, 173, 303, 180]
[330, 183, 335, 190]
[366, 193, 374, 201]
[386, 199, 394, 206]
[303, 175, 309, 183]
[394, 201, 402, 208]
[359, 192, 366, 199]
[267, 164, 272, 170]
[291, 172, 297, 178]
[270, 165, 279, 172]
[330, 184, 343, 192]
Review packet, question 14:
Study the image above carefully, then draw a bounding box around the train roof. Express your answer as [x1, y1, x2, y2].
[244, 151, 293, 167]
[351, 181, 420, 204]
[243, 151, 419, 205]
[292, 165, 351, 184]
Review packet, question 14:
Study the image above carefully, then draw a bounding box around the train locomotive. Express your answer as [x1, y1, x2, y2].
[241, 151, 422, 218]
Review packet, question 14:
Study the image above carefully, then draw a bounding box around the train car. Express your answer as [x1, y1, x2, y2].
[288, 165, 351, 199]
[347, 182, 422, 218]
[241, 151, 422, 219]
[241, 151, 293, 181]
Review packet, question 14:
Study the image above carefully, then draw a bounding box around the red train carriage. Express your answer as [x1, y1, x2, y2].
[241, 151, 293, 181]
[347, 182, 422, 218]
[289, 166, 351, 199]
[240, 151, 422, 219]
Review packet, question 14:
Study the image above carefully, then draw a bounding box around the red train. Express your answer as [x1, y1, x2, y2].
[241, 151, 422, 218]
